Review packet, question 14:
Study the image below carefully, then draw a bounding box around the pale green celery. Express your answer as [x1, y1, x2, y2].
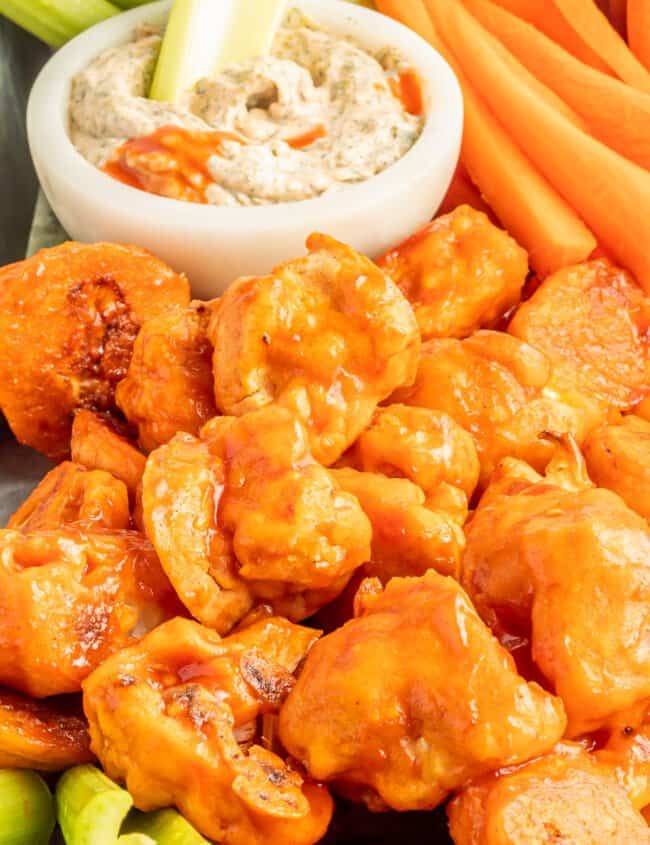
[112, 0, 153, 6]
[0, 769, 56, 845]
[0, 0, 74, 46]
[122, 810, 209, 845]
[117, 836, 156, 845]
[0, 0, 119, 47]
[149, 0, 287, 104]
[56, 765, 133, 845]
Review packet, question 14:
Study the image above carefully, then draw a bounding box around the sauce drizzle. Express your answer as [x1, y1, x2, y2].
[286, 124, 328, 149]
[389, 69, 424, 117]
[104, 125, 245, 203]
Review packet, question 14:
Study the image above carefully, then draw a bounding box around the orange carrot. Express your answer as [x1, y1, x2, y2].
[552, 0, 650, 91]
[376, 0, 598, 275]
[439, 164, 496, 218]
[464, 0, 650, 169]
[426, 0, 650, 290]
[606, 0, 628, 36]
[628, 0, 650, 71]
[379, 0, 584, 125]
[488, 0, 614, 73]
[374, 0, 438, 40]
[458, 74, 597, 276]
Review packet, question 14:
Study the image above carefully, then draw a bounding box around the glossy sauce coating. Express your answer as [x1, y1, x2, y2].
[279, 571, 566, 812]
[0, 242, 189, 459]
[392, 331, 603, 485]
[0, 528, 183, 697]
[346, 403, 479, 520]
[7, 461, 130, 532]
[142, 406, 371, 633]
[330, 467, 465, 580]
[0, 688, 93, 771]
[70, 410, 146, 501]
[210, 234, 420, 466]
[462, 443, 650, 736]
[83, 616, 333, 845]
[378, 206, 527, 340]
[448, 744, 649, 845]
[116, 301, 218, 452]
[509, 260, 650, 409]
[584, 414, 650, 520]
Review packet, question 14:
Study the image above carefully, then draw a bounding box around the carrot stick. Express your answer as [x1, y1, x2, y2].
[376, 0, 598, 276]
[439, 163, 495, 218]
[464, 0, 650, 170]
[458, 74, 597, 276]
[379, 0, 584, 125]
[488, 0, 614, 73]
[552, 0, 650, 91]
[426, 0, 650, 290]
[606, 0, 627, 36]
[374, 0, 438, 40]
[628, 0, 650, 71]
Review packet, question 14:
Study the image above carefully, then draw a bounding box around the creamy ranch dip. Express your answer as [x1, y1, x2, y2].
[69, 11, 424, 206]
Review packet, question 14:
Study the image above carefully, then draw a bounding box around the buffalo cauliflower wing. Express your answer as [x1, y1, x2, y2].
[0, 242, 190, 459]
[70, 410, 146, 502]
[0, 688, 93, 771]
[7, 461, 130, 532]
[344, 404, 480, 522]
[116, 301, 218, 452]
[330, 468, 465, 580]
[209, 234, 420, 465]
[392, 331, 602, 485]
[278, 571, 566, 812]
[509, 260, 650, 410]
[83, 616, 333, 845]
[462, 441, 650, 736]
[378, 205, 527, 340]
[584, 415, 650, 521]
[0, 528, 183, 697]
[142, 406, 371, 633]
[447, 743, 649, 845]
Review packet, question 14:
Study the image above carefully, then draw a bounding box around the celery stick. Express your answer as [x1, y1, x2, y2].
[27, 0, 119, 31]
[149, 0, 287, 104]
[0, 0, 119, 47]
[117, 836, 156, 845]
[0, 0, 72, 47]
[56, 766, 133, 845]
[0, 769, 55, 845]
[112, 0, 152, 6]
[122, 810, 209, 845]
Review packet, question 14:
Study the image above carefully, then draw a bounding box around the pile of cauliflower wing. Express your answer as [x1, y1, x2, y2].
[1, 205, 650, 845]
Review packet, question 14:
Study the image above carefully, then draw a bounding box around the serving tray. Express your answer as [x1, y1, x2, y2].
[0, 193, 454, 844]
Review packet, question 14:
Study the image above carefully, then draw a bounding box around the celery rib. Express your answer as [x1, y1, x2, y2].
[149, 0, 288, 104]
[0, 0, 119, 47]
[56, 765, 134, 845]
[0, 0, 70, 47]
[122, 809, 210, 844]
[0, 769, 56, 845]
[111, 0, 153, 6]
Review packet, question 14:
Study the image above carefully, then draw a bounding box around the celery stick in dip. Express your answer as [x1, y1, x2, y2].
[68, 10, 424, 206]
[150, 0, 289, 103]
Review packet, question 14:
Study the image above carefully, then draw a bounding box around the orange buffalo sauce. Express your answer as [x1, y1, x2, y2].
[103, 125, 244, 203]
[286, 124, 328, 149]
[389, 69, 424, 117]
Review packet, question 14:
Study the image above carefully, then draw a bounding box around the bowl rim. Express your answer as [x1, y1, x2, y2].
[27, 0, 463, 229]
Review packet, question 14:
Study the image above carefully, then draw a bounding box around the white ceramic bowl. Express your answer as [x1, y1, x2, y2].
[27, 0, 462, 297]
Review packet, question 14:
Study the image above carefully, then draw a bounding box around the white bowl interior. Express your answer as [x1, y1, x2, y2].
[27, 0, 463, 296]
